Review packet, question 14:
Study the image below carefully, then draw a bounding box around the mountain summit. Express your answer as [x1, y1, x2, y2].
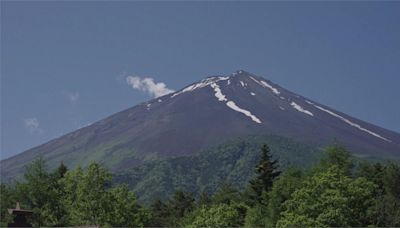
[2, 70, 400, 181]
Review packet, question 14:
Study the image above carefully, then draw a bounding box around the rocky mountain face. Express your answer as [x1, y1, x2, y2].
[2, 70, 399, 182]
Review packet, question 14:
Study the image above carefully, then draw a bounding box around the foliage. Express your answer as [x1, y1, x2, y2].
[357, 161, 400, 226]
[317, 144, 353, 175]
[187, 203, 244, 228]
[114, 135, 320, 203]
[276, 166, 375, 227]
[0, 184, 15, 227]
[212, 182, 241, 205]
[2, 143, 400, 227]
[247, 144, 281, 205]
[244, 203, 267, 227]
[264, 167, 303, 227]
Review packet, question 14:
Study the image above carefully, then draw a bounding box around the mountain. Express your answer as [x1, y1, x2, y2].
[2, 70, 400, 182]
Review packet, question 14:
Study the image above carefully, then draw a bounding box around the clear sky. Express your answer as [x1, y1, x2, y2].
[1, 1, 399, 159]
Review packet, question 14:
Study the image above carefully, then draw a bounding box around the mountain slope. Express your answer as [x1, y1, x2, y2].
[113, 134, 323, 203]
[2, 70, 400, 182]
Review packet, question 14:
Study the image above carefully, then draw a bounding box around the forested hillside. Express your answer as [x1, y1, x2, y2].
[1, 144, 399, 227]
[113, 135, 322, 203]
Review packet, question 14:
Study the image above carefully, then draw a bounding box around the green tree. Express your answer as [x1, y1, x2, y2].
[167, 190, 195, 226]
[212, 182, 240, 205]
[247, 144, 280, 204]
[14, 157, 63, 226]
[61, 163, 112, 226]
[244, 203, 267, 227]
[0, 184, 15, 227]
[317, 144, 353, 175]
[358, 162, 400, 226]
[264, 167, 303, 227]
[108, 185, 150, 227]
[188, 203, 242, 228]
[148, 198, 170, 227]
[197, 190, 212, 207]
[54, 162, 68, 179]
[276, 166, 375, 227]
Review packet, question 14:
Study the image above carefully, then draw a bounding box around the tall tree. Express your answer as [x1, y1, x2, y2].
[149, 198, 170, 227]
[167, 190, 195, 226]
[15, 157, 61, 226]
[61, 163, 112, 226]
[248, 144, 280, 204]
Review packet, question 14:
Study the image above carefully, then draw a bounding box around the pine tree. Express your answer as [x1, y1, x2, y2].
[149, 198, 170, 227]
[55, 162, 68, 179]
[248, 144, 281, 204]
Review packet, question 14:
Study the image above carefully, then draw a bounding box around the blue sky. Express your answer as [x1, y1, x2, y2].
[1, 1, 399, 159]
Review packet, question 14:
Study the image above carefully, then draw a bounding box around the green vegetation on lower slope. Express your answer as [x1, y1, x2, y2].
[1, 144, 399, 227]
[113, 135, 322, 203]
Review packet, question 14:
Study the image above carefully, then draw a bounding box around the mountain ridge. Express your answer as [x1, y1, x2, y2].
[2, 70, 400, 182]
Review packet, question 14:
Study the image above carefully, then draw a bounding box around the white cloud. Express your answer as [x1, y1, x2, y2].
[126, 75, 174, 98]
[63, 91, 80, 104]
[23, 118, 43, 134]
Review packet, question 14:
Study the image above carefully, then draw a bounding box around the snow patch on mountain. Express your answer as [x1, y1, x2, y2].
[249, 76, 280, 95]
[210, 83, 227, 101]
[291, 102, 314, 116]
[210, 82, 261, 124]
[250, 92, 256, 96]
[313, 104, 391, 142]
[171, 76, 229, 98]
[240, 81, 245, 87]
[226, 101, 262, 124]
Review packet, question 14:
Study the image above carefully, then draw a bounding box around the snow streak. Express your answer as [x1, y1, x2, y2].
[210, 82, 261, 124]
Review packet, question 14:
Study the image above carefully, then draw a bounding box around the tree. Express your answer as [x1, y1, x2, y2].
[148, 198, 170, 227]
[61, 163, 112, 226]
[108, 185, 150, 227]
[14, 157, 63, 226]
[0, 184, 15, 227]
[265, 167, 303, 227]
[358, 162, 400, 226]
[212, 182, 240, 205]
[166, 190, 195, 226]
[317, 144, 353, 175]
[197, 190, 212, 207]
[247, 144, 280, 204]
[276, 166, 375, 227]
[54, 162, 68, 179]
[244, 203, 267, 227]
[188, 203, 242, 227]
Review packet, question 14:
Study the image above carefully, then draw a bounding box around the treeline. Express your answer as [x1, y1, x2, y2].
[1, 144, 400, 227]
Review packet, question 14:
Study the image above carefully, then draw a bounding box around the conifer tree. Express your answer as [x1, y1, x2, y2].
[248, 144, 281, 204]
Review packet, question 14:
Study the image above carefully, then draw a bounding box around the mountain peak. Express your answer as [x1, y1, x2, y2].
[231, 69, 251, 77]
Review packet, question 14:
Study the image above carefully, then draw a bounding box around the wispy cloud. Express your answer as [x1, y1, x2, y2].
[126, 75, 174, 98]
[23, 117, 43, 134]
[63, 91, 80, 104]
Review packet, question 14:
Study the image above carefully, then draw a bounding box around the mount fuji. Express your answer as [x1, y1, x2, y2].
[2, 70, 400, 182]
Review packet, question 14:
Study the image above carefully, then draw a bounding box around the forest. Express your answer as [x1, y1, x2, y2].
[1, 144, 400, 227]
